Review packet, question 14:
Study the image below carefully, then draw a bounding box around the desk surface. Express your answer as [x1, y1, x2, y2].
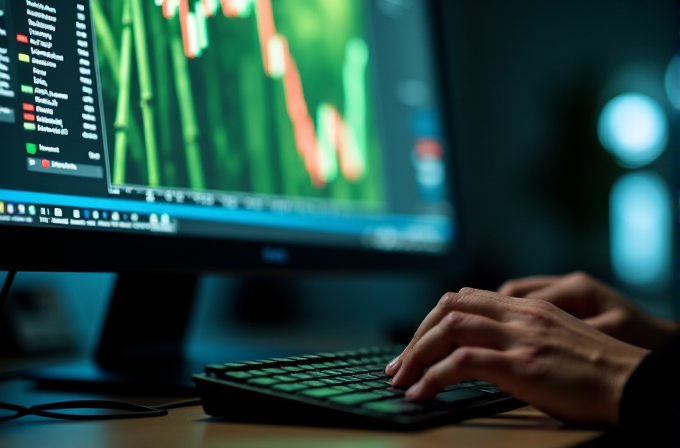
[0, 378, 603, 448]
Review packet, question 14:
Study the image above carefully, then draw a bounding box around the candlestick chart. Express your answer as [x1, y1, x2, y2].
[91, 0, 386, 205]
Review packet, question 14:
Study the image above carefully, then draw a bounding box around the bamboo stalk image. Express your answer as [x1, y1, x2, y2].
[111, 0, 133, 185]
[272, 78, 300, 198]
[131, 0, 160, 187]
[91, 0, 145, 174]
[203, 52, 234, 191]
[168, 17, 205, 191]
[239, 49, 275, 194]
[149, 3, 177, 186]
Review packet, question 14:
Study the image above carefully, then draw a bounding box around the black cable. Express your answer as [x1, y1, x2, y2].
[0, 402, 28, 422]
[0, 398, 202, 422]
[0, 273, 202, 422]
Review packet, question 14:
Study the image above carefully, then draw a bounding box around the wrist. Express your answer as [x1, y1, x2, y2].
[607, 346, 649, 426]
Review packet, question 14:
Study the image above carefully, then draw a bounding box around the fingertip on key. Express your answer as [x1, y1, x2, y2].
[385, 356, 401, 375]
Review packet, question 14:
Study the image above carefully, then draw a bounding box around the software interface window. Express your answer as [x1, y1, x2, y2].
[0, 0, 454, 256]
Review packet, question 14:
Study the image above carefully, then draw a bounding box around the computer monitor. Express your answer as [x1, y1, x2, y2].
[0, 0, 458, 391]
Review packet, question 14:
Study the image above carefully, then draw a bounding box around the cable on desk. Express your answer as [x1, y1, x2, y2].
[0, 398, 202, 422]
[0, 273, 204, 423]
[0, 402, 29, 422]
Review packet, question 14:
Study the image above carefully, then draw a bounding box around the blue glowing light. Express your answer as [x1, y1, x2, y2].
[598, 93, 668, 168]
[610, 171, 672, 289]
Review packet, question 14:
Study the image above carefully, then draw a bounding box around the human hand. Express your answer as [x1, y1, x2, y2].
[498, 272, 679, 349]
[385, 288, 648, 424]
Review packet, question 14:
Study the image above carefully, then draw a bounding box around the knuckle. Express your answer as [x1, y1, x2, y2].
[530, 297, 553, 311]
[458, 287, 476, 297]
[450, 346, 475, 367]
[441, 311, 465, 331]
[568, 271, 590, 284]
[519, 325, 549, 343]
[438, 292, 457, 309]
[520, 301, 553, 325]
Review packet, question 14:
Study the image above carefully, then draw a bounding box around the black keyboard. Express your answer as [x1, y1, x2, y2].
[193, 345, 523, 430]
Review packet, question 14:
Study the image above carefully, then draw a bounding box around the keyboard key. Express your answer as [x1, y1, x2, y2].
[205, 364, 230, 376]
[363, 399, 423, 414]
[297, 364, 316, 371]
[320, 378, 344, 385]
[242, 361, 263, 367]
[290, 373, 315, 380]
[365, 364, 385, 371]
[335, 376, 359, 383]
[386, 388, 406, 397]
[300, 380, 327, 388]
[272, 358, 297, 366]
[347, 383, 373, 391]
[246, 370, 270, 377]
[254, 359, 279, 365]
[373, 389, 399, 397]
[479, 388, 504, 395]
[311, 363, 329, 370]
[272, 383, 308, 393]
[272, 375, 298, 382]
[351, 374, 374, 381]
[282, 366, 304, 373]
[247, 377, 279, 387]
[225, 371, 253, 381]
[329, 392, 382, 406]
[223, 362, 248, 370]
[435, 389, 486, 404]
[262, 368, 287, 375]
[301, 386, 354, 398]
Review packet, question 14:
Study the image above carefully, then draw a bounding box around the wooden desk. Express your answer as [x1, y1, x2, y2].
[0, 378, 603, 448]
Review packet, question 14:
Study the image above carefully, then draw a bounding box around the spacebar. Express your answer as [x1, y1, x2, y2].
[435, 389, 487, 404]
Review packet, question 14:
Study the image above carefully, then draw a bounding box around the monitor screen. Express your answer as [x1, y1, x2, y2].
[0, 0, 456, 272]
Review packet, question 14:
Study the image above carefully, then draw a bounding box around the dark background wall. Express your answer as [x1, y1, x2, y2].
[438, 0, 677, 310]
[1, 0, 677, 359]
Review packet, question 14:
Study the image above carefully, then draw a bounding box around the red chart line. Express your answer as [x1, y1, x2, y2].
[162, 0, 360, 186]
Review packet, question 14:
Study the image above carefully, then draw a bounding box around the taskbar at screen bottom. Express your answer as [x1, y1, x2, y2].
[0, 197, 454, 255]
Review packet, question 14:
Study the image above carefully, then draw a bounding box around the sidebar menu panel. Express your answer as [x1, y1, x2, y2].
[0, 0, 17, 123]
[0, 0, 110, 197]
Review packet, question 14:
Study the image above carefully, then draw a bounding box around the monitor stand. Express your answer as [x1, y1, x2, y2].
[25, 272, 287, 395]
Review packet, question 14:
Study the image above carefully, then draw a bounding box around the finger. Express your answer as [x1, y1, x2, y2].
[497, 276, 560, 297]
[386, 293, 458, 375]
[583, 310, 624, 337]
[523, 274, 596, 317]
[406, 347, 513, 401]
[386, 288, 516, 376]
[392, 311, 509, 389]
